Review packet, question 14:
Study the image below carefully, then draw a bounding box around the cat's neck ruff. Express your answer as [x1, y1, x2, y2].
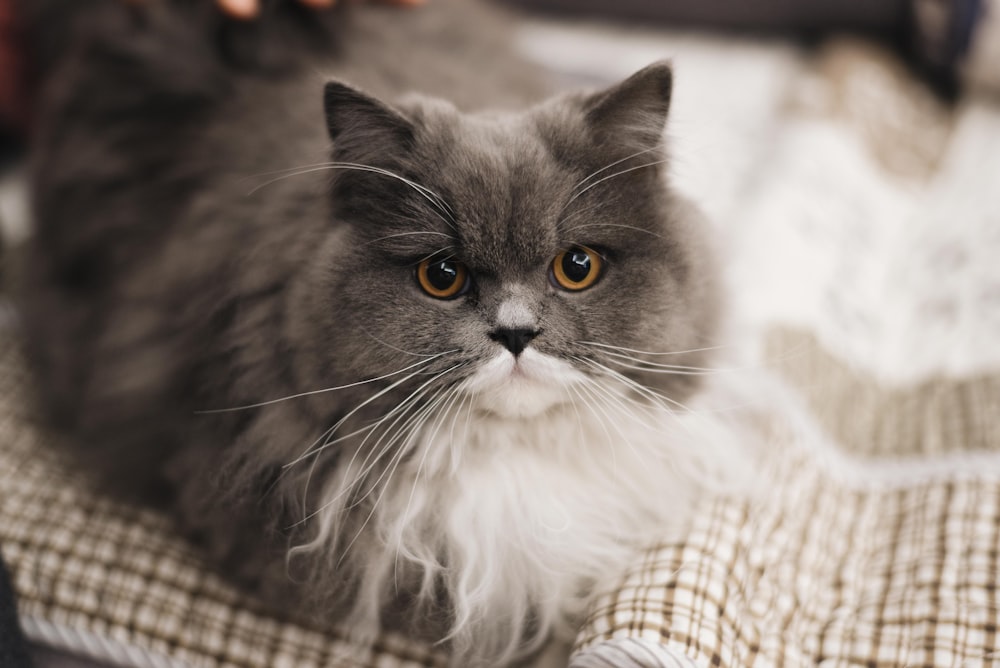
[312, 350, 749, 666]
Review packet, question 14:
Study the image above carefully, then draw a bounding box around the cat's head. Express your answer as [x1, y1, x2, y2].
[290, 61, 718, 425]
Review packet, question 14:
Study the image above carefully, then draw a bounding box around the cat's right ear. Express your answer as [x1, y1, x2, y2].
[324, 82, 415, 161]
[581, 61, 673, 152]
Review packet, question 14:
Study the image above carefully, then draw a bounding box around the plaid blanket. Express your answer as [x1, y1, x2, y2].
[576, 383, 1000, 667]
[3, 19, 1000, 668]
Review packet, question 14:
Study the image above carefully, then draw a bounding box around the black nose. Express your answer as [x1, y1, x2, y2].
[489, 328, 540, 356]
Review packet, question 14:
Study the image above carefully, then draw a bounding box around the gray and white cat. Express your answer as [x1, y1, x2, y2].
[19, 0, 737, 665]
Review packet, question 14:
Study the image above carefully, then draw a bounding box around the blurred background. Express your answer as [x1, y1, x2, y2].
[1, 1, 1000, 666]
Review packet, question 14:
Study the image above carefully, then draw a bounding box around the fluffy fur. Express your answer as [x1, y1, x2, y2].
[18, 1, 740, 665]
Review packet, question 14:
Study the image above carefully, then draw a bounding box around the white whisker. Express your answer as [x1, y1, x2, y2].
[246, 161, 455, 228]
[394, 384, 466, 587]
[572, 374, 654, 463]
[566, 382, 618, 477]
[336, 379, 461, 567]
[578, 340, 727, 357]
[291, 373, 448, 521]
[562, 222, 666, 241]
[363, 231, 454, 246]
[577, 357, 708, 440]
[198, 351, 454, 414]
[295, 362, 464, 475]
[563, 158, 670, 209]
[283, 359, 461, 469]
[361, 330, 445, 358]
[570, 145, 663, 194]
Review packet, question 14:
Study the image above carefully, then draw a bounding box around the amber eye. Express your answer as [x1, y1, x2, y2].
[417, 258, 469, 299]
[550, 246, 603, 291]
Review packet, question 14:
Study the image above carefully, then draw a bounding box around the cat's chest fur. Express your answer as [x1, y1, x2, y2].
[313, 375, 735, 663]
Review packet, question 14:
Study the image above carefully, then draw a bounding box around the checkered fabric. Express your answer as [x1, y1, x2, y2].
[573, 394, 1000, 667]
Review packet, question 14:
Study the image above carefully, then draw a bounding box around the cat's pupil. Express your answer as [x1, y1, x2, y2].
[562, 250, 592, 282]
[427, 261, 460, 290]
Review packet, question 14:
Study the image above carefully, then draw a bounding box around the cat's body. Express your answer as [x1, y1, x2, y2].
[18, 1, 733, 665]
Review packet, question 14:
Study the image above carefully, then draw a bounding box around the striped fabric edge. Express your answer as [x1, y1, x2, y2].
[747, 372, 1000, 489]
[22, 615, 192, 668]
[570, 638, 698, 668]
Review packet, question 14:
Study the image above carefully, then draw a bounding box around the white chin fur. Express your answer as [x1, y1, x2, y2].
[461, 349, 585, 418]
[298, 355, 755, 667]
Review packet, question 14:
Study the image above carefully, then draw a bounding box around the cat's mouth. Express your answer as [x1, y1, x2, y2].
[462, 349, 584, 418]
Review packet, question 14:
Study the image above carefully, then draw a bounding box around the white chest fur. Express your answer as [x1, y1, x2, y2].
[305, 352, 748, 666]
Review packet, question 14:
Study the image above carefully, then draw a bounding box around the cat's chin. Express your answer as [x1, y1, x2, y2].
[462, 349, 584, 419]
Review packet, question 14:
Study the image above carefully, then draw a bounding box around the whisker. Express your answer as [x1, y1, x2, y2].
[573, 366, 668, 457]
[578, 341, 727, 357]
[554, 199, 609, 233]
[579, 357, 705, 427]
[395, 383, 466, 582]
[246, 162, 455, 228]
[288, 361, 465, 471]
[291, 362, 467, 530]
[415, 246, 457, 267]
[598, 363, 713, 376]
[566, 382, 618, 477]
[361, 329, 444, 358]
[563, 158, 670, 209]
[335, 379, 463, 567]
[240, 161, 340, 181]
[363, 231, 454, 246]
[572, 367, 665, 435]
[289, 385, 439, 528]
[570, 145, 663, 194]
[200, 351, 455, 414]
[594, 356, 720, 377]
[341, 380, 455, 509]
[562, 222, 666, 241]
[293, 393, 438, 526]
[455, 383, 477, 477]
[593, 349, 719, 371]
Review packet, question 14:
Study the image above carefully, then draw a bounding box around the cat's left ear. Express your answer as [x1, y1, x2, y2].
[324, 81, 415, 161]
[582, 61, 673, 151]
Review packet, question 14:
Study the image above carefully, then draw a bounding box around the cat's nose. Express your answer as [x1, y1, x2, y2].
[489, 328, 540, 357]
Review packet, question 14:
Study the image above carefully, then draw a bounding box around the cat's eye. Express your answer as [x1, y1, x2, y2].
[550, 246, 603, 291]
[417, 258, 470, 299]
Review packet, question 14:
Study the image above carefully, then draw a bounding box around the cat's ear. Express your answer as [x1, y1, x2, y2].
[324, 81, 414, 160]
[582, 61, 673, 150]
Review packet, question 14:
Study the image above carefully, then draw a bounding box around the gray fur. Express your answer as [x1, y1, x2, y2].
[18, 0, 719, 661]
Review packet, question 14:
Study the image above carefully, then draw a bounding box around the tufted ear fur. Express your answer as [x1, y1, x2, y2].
[582, 61, 673, 151]
[323, 81, 415, 162]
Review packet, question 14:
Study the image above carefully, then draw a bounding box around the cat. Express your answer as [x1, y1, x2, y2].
[17, 0, 738, 665]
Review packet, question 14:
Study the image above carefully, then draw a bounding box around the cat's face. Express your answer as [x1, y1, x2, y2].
[292, 62, 717, 429]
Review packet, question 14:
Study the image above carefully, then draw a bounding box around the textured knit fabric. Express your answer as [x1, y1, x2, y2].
[0, 544, 33, 668]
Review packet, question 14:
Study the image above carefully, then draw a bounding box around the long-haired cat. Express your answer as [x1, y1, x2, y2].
[18, 0, 738, 665]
